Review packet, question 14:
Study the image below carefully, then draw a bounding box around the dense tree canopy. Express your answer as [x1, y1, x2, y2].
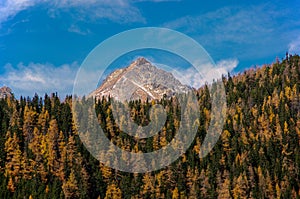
[0, 55, 299, 198]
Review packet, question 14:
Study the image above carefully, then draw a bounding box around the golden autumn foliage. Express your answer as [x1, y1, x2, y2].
[0, 55, 299, 198]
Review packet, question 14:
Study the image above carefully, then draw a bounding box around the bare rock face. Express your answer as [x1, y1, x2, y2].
[91, 57, 191, 101]
[0, 86, 12, 99]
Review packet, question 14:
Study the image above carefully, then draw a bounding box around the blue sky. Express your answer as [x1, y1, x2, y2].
[0, 0, 300, 97]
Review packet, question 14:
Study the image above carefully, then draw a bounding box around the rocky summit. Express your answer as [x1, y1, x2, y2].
[91, 57, 191, 101]
[0, 86, 12, 99]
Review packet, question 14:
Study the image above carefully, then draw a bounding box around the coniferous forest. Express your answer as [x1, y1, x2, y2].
[0, 55, 299, 198]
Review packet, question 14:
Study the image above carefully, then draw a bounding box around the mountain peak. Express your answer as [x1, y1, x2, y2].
[128, 57, 151, 69]
[91, 58, 191, 101]
[134, 57, 150, 65]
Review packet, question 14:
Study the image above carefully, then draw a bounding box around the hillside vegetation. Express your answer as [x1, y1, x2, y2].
[0, 55, 299, 198]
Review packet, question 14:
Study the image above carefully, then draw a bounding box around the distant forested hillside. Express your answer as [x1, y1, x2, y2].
[0, 55, 299, 198]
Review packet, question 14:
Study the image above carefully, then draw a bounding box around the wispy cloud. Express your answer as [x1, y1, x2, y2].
[0, 62, 79, 97]
[49, 0, 145, 24]
[0, 0, 145, 26]
[164, 4, 295, 59]
[165, 5, 279, 43]
[68, 24, 91, 35]
[0, 0, 35, 25]
[172, 58, 238, 88]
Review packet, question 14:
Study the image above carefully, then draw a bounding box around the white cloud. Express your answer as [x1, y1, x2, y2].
[49, 0, 145, 23]
[68, 24, 91, 35]
[216, 59, 239, 73]
[288, 36, 300, 54]
[0, 0, 145, 25]
[0, 0, 35, 24]
[172, 58, 238, 89]
[0, 62, 79, 97]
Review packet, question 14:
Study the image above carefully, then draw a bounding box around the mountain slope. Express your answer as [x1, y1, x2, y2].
[91, 57, 191, 101]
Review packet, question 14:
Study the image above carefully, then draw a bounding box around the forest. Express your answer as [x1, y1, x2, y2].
[0, 54, 299, 198]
